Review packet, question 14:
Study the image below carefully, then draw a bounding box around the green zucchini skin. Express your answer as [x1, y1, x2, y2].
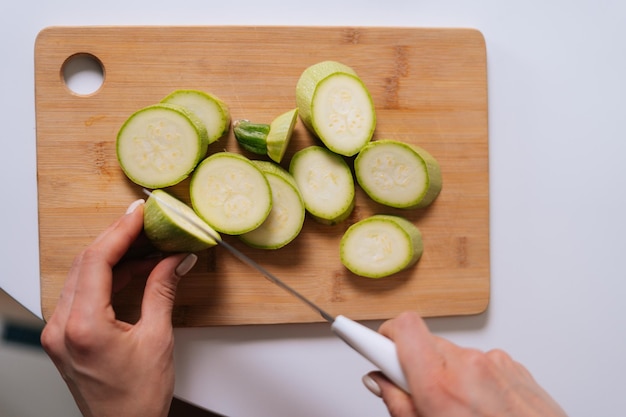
[233, 109, 298, 163]
[233, 120, 271, 155]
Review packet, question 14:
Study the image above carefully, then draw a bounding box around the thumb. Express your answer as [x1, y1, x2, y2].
[364, 371, 418, 417]
[140, 253, 197, 328]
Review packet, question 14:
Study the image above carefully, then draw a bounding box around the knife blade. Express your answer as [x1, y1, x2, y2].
[142, 188, 410, 393]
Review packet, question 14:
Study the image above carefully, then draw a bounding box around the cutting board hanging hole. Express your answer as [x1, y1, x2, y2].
[61, 53, 104, 96]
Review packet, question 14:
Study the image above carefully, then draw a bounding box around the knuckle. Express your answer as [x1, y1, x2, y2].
[40, 323, 62, 356]
[397, 310, 421, 324]
[464, 348, 491, 370]
[486, 348, 513, 365]
[149, 278, 179, 308]
[64, 313, 99, 354]
[77, 246, 100, 266]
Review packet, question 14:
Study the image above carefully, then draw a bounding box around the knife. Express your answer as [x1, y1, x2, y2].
[143, 188, 410, 393]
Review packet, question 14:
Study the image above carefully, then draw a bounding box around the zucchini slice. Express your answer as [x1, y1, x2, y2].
[296, 61, 376, 156]
[240, 161, 305, 249]
[161, 89, 230, 144]
[116, 103, 209, 188]
[340, 214, 423, 279]
[266, 108, 298, 163]
[190, 152, 272, 235]
[355, 139, 442, 209]
[289, 145, 355, 225]
[144, 189, 221, 252]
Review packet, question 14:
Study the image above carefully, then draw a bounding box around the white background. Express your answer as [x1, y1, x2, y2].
[1, 1, 626, 416]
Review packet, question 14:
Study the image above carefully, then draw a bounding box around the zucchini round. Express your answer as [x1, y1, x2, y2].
[340, 214, 423, 278]
[190, 152, 272, 235]
[240, 161, 305, 249]
[355, 139, 442, 209]
[116, 103, 208, 188]
[161, 89, 230, 144]
[289, 145, 355, 225]
[296, 61, 375, 156]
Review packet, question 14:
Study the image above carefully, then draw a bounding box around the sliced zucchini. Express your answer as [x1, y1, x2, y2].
[161, 89, 230, 144]
[340, 214, 423, 279]
[233, 108, 298, 163]
[289, 145, 355, 225]
[116, 103, 208, 188]
[355, 139, 442, 209]
[296, 61, 375, 156]
[240, 161, 305, 249]
[266, 108, 298, 163]
[190, 152, 272, 235]
[144, 189, 221, 252]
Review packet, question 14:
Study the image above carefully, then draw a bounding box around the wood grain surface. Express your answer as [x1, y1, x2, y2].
[35, 26, 490, 326]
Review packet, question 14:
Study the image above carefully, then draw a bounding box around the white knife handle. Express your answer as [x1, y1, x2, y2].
[331, 315, 410, 393]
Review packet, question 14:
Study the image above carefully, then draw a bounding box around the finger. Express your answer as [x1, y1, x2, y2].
[91, 199, 146, 267]
[44, 200, 145, 325]
[365, 371, 419, 417]
[379, 312, 438, 367]
[41, 201, 145, 359]
[378, 311, 461, 399]
[139, 253, 197, 331]
[70, 201, 145, 322]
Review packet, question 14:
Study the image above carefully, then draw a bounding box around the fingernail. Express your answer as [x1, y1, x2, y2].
[362, 374, 382, 397]
[126, 199, 145, 214]
[175, 253, 198, 277]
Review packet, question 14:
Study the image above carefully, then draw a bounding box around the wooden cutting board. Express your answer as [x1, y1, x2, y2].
[35, 26, 490, 326]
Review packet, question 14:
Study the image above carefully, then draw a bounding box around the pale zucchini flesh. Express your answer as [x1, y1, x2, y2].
[116, 103, 208, 188]
[296, 61, 375, 157]
[355, 139, 442, 209]
[266, 108, 298, 163]
[144, 189, 221, 253]
[190, 152, 272, 235]
[161, 89, 230, 144]
[289, 146, 355, 225]
[340, 214, 423, 279]
[240, 161, 305, 249]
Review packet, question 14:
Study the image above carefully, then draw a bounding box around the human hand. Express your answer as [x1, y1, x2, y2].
[362, 312, 568, 417]
[40, 199, 198, 417]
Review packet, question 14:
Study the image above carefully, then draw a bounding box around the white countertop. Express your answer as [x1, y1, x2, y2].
[2, 1, 626, 416]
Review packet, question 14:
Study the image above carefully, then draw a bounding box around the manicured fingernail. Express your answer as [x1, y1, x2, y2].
[175, 253, 198, 277]
[126, 199, 145, 214]
[362, 374, 382, 397]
